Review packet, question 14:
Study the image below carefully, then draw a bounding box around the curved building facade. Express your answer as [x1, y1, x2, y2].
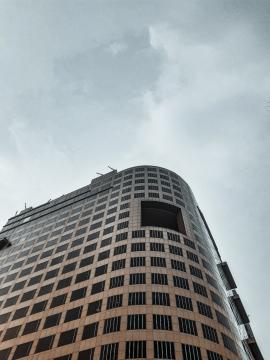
[0, 165, 263, 360]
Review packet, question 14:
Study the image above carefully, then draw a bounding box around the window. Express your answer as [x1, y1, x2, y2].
[87, 299, 102, 315]
[171, 259, 186, 272]
[150, 242, 165, 252]
[12, 306, 29, 320]
[127, 314, 146, 330]
[99, 343, 119, 360]
[216, 310, 231, 329]
[153, 314, 172, 330]
[131, 242, 145, 251]
[82, 322, 99, 339]
[151, 257, 166, 267]
[38, 283, 53, 296]
[78, 348, 95, 360]
[182, 344, 202, 360]
[111, 258, 126, 271]
[55, 355, 72, 360]
[197, 301, 213, 318]
[71, 287, 87, 301]
[23, 319, 40, 334]
[154, 341, 175, 359]
[62, 262, 76, 274]
[126, 341, 146, 359]
[83, 243, 97, 254]
[0, 347, 11, 360]
[151, 273, 168, 285]
[152, 292, 170, 306]
[43, 313, 61, 329]
[98, 250, 110, 261]
[142, 201, 186, 234]
[101, 237, 112, 248]
[110, 275, 124, 288]
[31, 300, 47, 314]
[117, 221, 129, 230]
[206, 274, 219, 289]
[115, 232, 128, 242]
[13, 341, 33, 359]
[114, 244, 127, 255]
[186, 251, 199, 263]
[67, 249, 80, 260]
[64, 306, 82, 322]
[175, 295, 193, 311]
[221, 333, 237, 354]
[130, 257, 145, 267]
[169, 245, 183, 256]
[75, 270, 90, 283]
[119, 211, 129, 219]
[95, 264, 108, 277]
[58, 328, 77, 347]
[50, 294, 67, 308]
[35, 335, 55, 353]
[132, 230, 145, 238]
[167, 232, 180, 243]
[202, 323, 219, 343]
[3, 325, 21, 341]
[91, 281, 105, 295]
[178, 317, 197, 335]
[28, 275, 42, 286]
[5, 295, 19, 307]
[128, 292, 146, 305]
[206, 350, 223, 360]
[150, 229, 163, 238]
[190, 265, 203, 279]
[129, 273, 146, 285]
[193, 282, 208, 297]
[210, 291, 223, 308]
[103, 316, 121, 333]
[57, 277, 72, 290]
[107, 294, 123, 309]
[173, 275, 189, 290]
[184, 238, 195, 249]
[80, 256, 94, 268]
[45, 268, 59, 280]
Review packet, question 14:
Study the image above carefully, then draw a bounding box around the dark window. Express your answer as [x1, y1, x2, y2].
[142, 200, 186, 234]
[210, 291, 223, 308]
[64, 306, 82, 322]
[152, 292, 170, 306]
[173, 275, 189, 290]
[175, 295, 193, 311]
[182, 344, 202, 360]
[67, 249, 80, 260]
[129, 273, 146, 285]
[13, 341, 33, 359]
[0, 348, 11, 360]
[35, 335, 55, 353]
[28, 275, 42, 286]
[20, 290, 35, 303]
[186, 251, 199, 263]
[87, 299, 102, 315]
[207, 350, 224, 360]
[82, 322, 99, 339]
[87, 231, 100, 241]
[4, 295, 19, 307]
[100, 237, 112, 248]
[54, 355, 72, 360]
[132, 230, 145, 238]
[202, 323, 219, 343]
[179, 317, 197, 335]
[216, 310, 231, 330]
[197, 301, 213, 318]
[98, 250, 110, 261]
[95, 264, 108, 277]
[75, 270, 90, 283]
[171, 259, 186, 272]
[12, 306, 29, 320]
[190, 265, 203, 279]
[107, 294, 123, 309]
[127, 314, 146, 330]
[57, 277, 72, 290]
[109, 275, 124, 288]
[50, 294, 67, 308]
[103, 316, 121, 333]
[58, 328, 77, 347]
[111, 258, 126, 271]
[38, 283, 53, 296]
[114, 244, 127, 255]
[99, 343, 119, 360]
[128, 292, 146, 305]
[91, 281, 105, 295]
[103, 226, 114, 235]
[3, 325, 21, 341]
[43, 313, 61, 329]
[78, 349, 95, 360]
[125, 341, 146, 359]
[184, 238, 196, 249]
[22, 319, 40, 334]
[131, 242, 145, 252]
[31, 300, 47, 314]
[130, 257, 145, 267]
[12, 280, 26, 291]
[153, 314, 172, 330]
[151, 257, 166, 267]
[150, 242, 165, 252]
[45, 268, 59, 280]
[83, 243, 97, 254]
[169, 245, 183, 256]
[150, 230, 163, 238]
[115, 232, 128, 242]
[151, 273, 168, 285]
[71, 287, 87, 301]
[62, 262, 76, 274]
[193, 282, 208, 297]
[221, 333, 237, 354]
[167, 232, 181, 243]
[80, 256, 94, 268]
[154, 341, 175, 359]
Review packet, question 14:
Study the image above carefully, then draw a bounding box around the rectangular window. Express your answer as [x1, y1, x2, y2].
[175, 295, 193, 311]
[98, 250, 110, 261]
[111, 259, 126, 271]
[22, 319, 41, 335]
[13, 342, 33, 359]
[186, 251, 199, 263]
[70, 287, 87, 301]
[150, 230, 163, 238]
[12, 306, 29, 320]
[75, 270, 91, 283]
[173, 275, 189, 290]
[151, 273, 168, 285]
[221, 333, 237, 354]
[115, 232, 128, 242]
[128, 292, 146, 305]
[178, 317, 197, 335]
[131, 242, 145, 252]
[78, 348, 94, 360]
[169, 245, 183, 256]
[171, 259, 186, 272]
[132, 230, 145, 238]
[107, 294, 123, 309]
[167, 232, 181, 243]
[3, 325, 21, 340]
[103, 316, 121, 334]
[207, 350, 224, 360]
[125, 341, 146, 359]
[82, 322, 99, 340]
[190, 265, 203, 279]
[43, 313, 61, 329]
[153, 314, 172, 330]
[129, 273, 146, 285]
[152, 292, 170, 306]
[87, 299, 102, 315]
[58, 328, 77, 347]
[197, 301, 213, 318]
[202, 323, 219, 343]
[130, 257, 145, 267]
[182, 344, 202, 360]
[184, 238, 196, 249]
[127, 314, 146, 330]
[151, 257, 166, 267]
[99, 343, 118, 360]
[100, 237, 112, 248]
[109, 275, 124, 288]
[91, 281, 105, 295]
[193, 282, 208, 297]
[154, 341, 175, 359]
[114, 244, 127, 255]
[150, 242, 165, 252]
[35, 335, 55, 353]
[95, 264, 108, 277]
[216, 310, 231, 330]
[64, 306, 82, 322]
[117, 221, 129, 230]
[50, 294, 67, 309]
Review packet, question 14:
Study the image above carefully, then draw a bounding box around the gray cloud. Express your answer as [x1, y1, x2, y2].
[0, 0, 269, 356]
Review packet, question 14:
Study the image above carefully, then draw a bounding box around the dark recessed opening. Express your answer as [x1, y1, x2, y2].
[141, 201, 186, 234]
[0, 238, 11, 251]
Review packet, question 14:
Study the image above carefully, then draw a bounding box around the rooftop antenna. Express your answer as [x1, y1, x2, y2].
[108, 166, 116, 171]
[24, 202, 27, 209]
[96, 172, 104, 176]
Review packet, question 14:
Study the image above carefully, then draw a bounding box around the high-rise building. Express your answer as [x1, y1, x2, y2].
[0, 166, 263, 360]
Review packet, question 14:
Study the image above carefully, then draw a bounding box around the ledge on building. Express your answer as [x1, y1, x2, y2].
[229, 291, 249, 324]
[217, 261, 237, 290]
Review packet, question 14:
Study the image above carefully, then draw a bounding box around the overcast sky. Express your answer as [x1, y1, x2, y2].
[0, 0, 269, 356]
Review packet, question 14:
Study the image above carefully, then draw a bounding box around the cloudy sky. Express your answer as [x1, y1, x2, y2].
[0, 0, 269, 356]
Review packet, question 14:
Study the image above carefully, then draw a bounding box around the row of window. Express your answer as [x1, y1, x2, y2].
[0, 340, 233, 360]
